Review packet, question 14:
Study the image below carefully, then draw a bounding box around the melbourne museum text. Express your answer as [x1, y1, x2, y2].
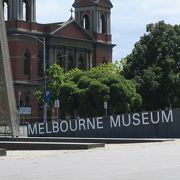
[28, 109, 180, 138]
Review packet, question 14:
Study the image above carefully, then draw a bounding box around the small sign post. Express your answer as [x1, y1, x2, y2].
[44, 90, 51, 102]
[104, 101, 108, 116]
[55, 99, 60, 121]
[19, 107, 31, 136]
[44, 90, 51, 123]
[19, 107, 32, 115]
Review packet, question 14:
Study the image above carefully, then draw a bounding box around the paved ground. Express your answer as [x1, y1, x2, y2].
[0, 140, 180, 180]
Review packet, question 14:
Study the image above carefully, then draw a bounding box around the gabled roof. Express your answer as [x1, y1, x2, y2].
[73, 0, 113, 8]
[50, 18, 94, 42]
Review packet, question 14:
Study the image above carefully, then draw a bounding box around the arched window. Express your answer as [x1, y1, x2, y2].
[24, 48, 31, 75]
[81, 14, 89, 30]
[100, 14, 106, 33]
[56, 47, 65, 69]
[3, 1, 8, 21]
[23, 1, 27, 21]
[78, 56, 84, 70]
[78, 49, 86, 70]
[67, 48, 75, 71]
[68, 53, 74, 71]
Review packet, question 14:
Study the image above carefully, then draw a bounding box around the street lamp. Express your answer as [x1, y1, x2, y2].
[12, 33, 47, 123]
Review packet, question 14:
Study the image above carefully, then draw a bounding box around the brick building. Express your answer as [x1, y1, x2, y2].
[3, 0, 115, 121]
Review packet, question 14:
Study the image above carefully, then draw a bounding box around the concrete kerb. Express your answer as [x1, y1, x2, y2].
[0, 137, 174, 151]
[0, 141, 105, 151]
[0, 137, 174, 144]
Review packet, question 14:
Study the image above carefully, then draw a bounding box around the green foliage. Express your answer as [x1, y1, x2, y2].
[75, 64, 141, 117]
[78, 76, 93, 89]
[59, 82, 79, 117]
[64, 68, 85, 83]
[78, 80, 110, 117]
[35, 63, 142, 118]
[34, 90, 44, 104]
[34, 64, 64, 108]
[47, 64, 64, 101]
[123, 21, 180, 110]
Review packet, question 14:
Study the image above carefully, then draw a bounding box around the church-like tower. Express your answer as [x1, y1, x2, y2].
[73, 0, 114, 64]
[3, 0, 36, 22]
[73, 0, 113, 43]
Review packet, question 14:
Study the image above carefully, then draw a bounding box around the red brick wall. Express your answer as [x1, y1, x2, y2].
[95, 45, 112, 65]
[6, 20, 60, 34]
[54, 22, 89, 40]
[94, 33, 112, 43]
[8, 37, 42, 81]
[8, 36, 44, 122]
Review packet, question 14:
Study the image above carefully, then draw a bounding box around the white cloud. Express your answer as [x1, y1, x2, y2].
[36, 0, 72, 22]
[36, 0, 180, 61]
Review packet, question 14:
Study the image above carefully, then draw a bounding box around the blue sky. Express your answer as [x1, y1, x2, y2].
[36, 0, 180, 61]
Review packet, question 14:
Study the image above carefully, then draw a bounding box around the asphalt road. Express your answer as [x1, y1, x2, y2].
[0, 140, 180, 180]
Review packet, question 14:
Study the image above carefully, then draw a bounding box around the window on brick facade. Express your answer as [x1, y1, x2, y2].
[82, 14, 90, 30]
[78, 56, 84, 70]
[3, 1, 8, 21]
[56, 47, 65, 69]
[68, 54, 73, 71]
[67, 48, 75, 71]
[78, 49, 86, 70]
[23, 1, 27, 21]
[100, 14, 106, 34]
[24, 48, 31, 75]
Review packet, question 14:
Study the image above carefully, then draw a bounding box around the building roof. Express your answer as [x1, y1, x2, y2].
[73, 0, 113, 8]
[50, 18, 94, 42]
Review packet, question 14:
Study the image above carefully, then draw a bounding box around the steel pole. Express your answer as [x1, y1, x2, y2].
[43, 37, 47, 123]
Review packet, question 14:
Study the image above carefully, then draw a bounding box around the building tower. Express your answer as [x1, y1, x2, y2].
[73, 0, 112, 36]
[3, 0, 36, 22]
[73, 0, 114, 64]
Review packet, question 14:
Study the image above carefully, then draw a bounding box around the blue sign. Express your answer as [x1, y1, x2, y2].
[19, 107, 32, 115]
[44, 90, 51, 102]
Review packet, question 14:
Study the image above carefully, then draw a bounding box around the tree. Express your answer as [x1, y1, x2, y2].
[59, 82, 79, 118]
[101, 74, 142, 114]
[47, 64, 65, 101]
[76, 64, 142, 116]
[35, 63, 142, 118]
[123, 21, 180, 110]
[35, 64, 64, 107]
[78, 80, 110, 117]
